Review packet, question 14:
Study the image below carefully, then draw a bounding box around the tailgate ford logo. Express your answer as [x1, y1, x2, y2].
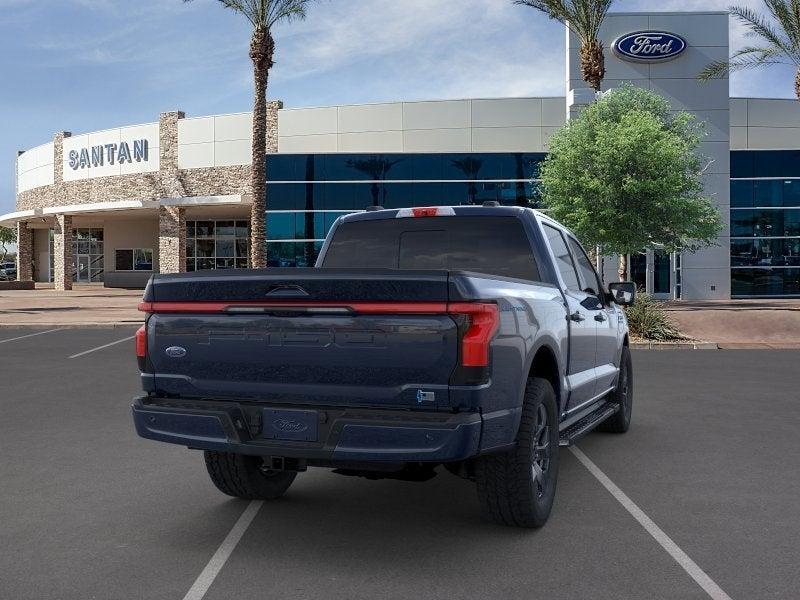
[613, 31, 686, 62]
[272, 419, 308, 433]
[165, 346, 187, 358]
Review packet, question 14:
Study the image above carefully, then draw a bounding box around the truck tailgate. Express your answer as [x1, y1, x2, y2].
[141, 269, 461, 409]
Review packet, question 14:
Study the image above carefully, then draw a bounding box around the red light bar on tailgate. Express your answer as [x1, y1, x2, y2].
[138, 300, 500, 368]
[396, 207, 456, 218]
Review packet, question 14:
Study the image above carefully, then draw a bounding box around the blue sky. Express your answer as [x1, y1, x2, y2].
[1, 0, 796, 215]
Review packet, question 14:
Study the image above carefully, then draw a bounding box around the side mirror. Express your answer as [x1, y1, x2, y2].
[608, 281, 636, 306]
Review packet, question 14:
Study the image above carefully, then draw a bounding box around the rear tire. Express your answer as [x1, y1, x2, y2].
[476, 377, 560, 528]
[598, 346, 633, 433]
[204, 451, 297, 500]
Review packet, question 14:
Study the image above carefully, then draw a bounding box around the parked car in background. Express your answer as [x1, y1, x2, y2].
[132, 204, 636, 528]
[0, 262, 15, 280]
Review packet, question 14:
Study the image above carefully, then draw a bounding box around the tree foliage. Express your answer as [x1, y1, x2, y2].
[0, 226, 15, 262]
[515, 0, 615, 90]
[699, 1, 800, 98]
[539, 84, 722, 262]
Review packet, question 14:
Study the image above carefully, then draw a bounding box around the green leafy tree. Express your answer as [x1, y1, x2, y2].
[539, 84, 723, 281]
[515, 0, 615, 91]
[184, 0, 315, 268]
[0, 226, 15, 263]
[699, 2, 800, 99]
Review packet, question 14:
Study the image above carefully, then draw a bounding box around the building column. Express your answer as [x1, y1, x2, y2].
[159, 206, 185, 274]
[159, 110, 186, 199]
[15, 222, 33, 282]
[266, 100, 283, 153]
[53, 214, 73, 291]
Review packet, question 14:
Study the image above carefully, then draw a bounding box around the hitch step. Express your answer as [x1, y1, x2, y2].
[558, 402, 619, 447]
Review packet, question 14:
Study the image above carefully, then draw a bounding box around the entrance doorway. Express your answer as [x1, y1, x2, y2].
[76, 256, 90, 282]
[652, 250, 672, 299]
[626, 249, 680, 299]
[71, 228, 104, 283]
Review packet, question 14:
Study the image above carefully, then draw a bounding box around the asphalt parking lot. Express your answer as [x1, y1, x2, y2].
[1, 328, 799, 600]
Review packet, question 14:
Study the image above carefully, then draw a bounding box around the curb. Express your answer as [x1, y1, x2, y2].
[0, 322, 142, 329]
[630, 341, 719, 350]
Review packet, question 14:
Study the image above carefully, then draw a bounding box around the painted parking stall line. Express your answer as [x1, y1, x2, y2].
[182, 500, 263, 600]
[569, 446, 733, 600]
[0, 329, 63, 345]
[68, 335, 135, 359]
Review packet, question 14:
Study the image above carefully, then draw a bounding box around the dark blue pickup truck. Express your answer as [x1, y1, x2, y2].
[132, 205, 635, 527]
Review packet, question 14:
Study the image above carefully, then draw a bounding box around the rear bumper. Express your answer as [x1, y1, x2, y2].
[131, 396, 482, 463]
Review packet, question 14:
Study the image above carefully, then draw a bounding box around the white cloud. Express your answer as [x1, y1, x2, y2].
[269, 0, 566, 101]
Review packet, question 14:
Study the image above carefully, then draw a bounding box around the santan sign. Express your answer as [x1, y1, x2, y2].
[68, 139, 149, 170]
[613, 31, 687, 62]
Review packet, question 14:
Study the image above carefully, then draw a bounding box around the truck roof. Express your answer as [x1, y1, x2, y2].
[338, 204, 540, 224]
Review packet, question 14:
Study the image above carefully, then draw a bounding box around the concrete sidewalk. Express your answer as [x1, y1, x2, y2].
[0, 284, 142, 327]
[664, 299, 800, 349]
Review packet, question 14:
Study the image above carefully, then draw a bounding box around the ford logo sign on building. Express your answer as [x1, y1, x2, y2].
[613, 31, 687, 62]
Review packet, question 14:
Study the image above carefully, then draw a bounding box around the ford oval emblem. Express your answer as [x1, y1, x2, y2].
[272, 419, 307, 433]
[165, 346, 187, 358]
[613, 31, 686, 63]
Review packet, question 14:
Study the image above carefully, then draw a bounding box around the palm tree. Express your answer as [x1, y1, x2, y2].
[515, 0, 615, 91]
[185, 0, 313, 269]
[699, 2, 800, 99]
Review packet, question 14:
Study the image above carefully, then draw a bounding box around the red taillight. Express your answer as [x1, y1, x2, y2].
[135, 325, 147, 359]
[448, 302, 500, 367]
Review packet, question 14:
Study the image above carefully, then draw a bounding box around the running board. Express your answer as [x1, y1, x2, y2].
[558, 402, 619, 447]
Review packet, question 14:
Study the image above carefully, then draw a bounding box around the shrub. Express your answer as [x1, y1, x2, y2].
[625, 292, 686, 341]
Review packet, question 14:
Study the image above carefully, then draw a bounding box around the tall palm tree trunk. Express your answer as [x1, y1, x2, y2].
[796, 68, 800, 100]
[249, 27, 274, 269]
[580, 40, 605, 91]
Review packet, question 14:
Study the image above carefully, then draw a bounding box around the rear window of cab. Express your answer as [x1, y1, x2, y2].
[322, 216, 541, 282]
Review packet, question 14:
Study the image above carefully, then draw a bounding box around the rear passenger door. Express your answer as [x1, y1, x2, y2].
[542, 224, 597, 410]
[566, 235, 619, 396]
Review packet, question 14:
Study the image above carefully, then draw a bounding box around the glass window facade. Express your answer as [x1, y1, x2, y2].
[731, 150, 800, 297]
[115, 248, 154, 271]
[265, 152, 545, 267]
[186, 220, 250, 271]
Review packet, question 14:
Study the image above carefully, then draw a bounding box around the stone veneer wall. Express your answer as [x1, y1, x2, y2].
[15, 103, 282, 282]
[53, 214, 73, 291]
[15, 222, 33, 281]
[16, 102, 283, 212]
[158, 206, 186, 274]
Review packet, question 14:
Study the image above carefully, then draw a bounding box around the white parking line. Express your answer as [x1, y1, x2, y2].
[182, 500, 263, 600]
[68, 335, 135, 359]
[569, 446, 733, 600]
[0, 329, 63, 345]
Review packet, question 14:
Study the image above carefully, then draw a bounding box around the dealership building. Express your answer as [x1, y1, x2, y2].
[3, 10, 800, 299]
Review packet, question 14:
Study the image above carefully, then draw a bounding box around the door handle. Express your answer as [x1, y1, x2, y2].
[594, 314, 607, 322]
[569, 311, 585, 322]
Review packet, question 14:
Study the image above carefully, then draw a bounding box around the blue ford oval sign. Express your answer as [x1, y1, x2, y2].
[613, 31, 686, 62]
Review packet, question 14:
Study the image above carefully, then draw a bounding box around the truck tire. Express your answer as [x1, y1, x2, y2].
[598, 346, 633, 433]
[476, 377, 560, 528]
[204, 451, 297, 500]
